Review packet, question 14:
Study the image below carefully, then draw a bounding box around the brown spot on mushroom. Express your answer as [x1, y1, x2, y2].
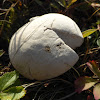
[45, 46, 51, 52]
[56, 42, 63, 49]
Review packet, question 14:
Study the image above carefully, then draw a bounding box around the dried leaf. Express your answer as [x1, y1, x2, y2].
[89, 8, 100, 20]
[87, 61, 100, 78]
[75, 76, 97, 93]
[91, 3, 100, 8]
[93, 83, 100, 100]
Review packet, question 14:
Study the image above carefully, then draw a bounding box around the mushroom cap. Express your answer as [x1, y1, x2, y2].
[9, 13, 84, 80]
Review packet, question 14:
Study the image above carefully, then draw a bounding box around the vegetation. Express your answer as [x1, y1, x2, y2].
[0, 0, 100, 100]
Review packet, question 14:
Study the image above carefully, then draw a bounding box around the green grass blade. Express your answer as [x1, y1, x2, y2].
[82, 29, 97, 38]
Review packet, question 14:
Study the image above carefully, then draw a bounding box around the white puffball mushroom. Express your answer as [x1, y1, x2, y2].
[9, 13, 84, 80]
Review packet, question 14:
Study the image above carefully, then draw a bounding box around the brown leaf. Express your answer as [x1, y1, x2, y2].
[75, 76, 97, 93]
[93, 83, 100, 100]
[87, 61, 100, 78]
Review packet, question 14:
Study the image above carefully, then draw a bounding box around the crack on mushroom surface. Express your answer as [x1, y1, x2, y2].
[51, 19, 55, 28]
[43, 27, 52, 31]
[43, 19, 55, 32]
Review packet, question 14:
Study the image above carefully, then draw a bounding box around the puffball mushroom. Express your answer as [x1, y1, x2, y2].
[9, 13, 84, 80]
